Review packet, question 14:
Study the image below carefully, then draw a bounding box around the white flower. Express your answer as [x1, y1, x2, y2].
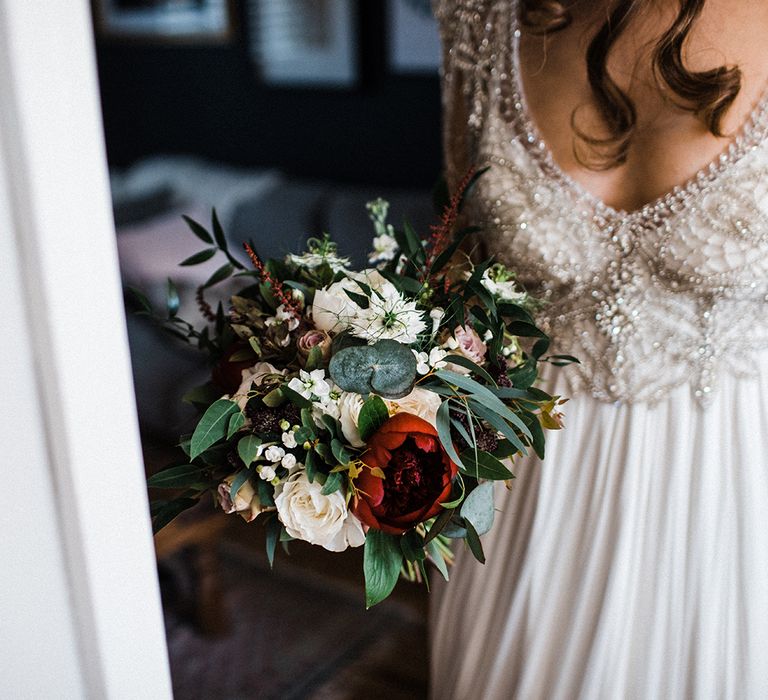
[281, 453, 297, 470]
[368, 233, 399, 266]
[265, 303, 300, 332]
[385, 387, 442, 427]
[274, 468, 366, 552]
[286, 251, 350, 272]
[348, 281, 426, 344]
[265, 445, 286, 463]
[481, 270, 527, 303]
[233, 362, 284, 410]
[414, 347, 448, 375]
[429, 307, 445, 337]
[282, 431, 297, 449]
[287, 369, 331, 399]
[337, 392, 366, 447]
[311, 278, 361, 333]
[258, 465, 277, 482]
[217, 475, 264, 522]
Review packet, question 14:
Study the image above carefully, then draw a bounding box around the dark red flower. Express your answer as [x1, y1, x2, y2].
[211, 342, 255, 394]
[352, 413, 457, 535]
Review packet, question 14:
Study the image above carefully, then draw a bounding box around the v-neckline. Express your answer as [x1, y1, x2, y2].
[507, 3, 768, 226]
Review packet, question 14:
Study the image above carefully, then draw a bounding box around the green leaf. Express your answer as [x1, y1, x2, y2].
[262, 387, 285, 408]
[506, 320, 547, 339]
[147, 464, 205, 489]
[182, 214, 213, 244]
[330, 438, 352, 466]
[151, 497, 198, 533]
[229, 469, 252, 501]
[532, 337, 550, 359]
[166, 278, 180, 317]
[435, 400, 465, 469]
[329, 339, 417, 400]
[344, 288, 370, 309]
[282, 385, 312, 409]
[426, 539, 450, 581]
[179, 248, 217, 266]
[460, 481, 495, 535]
[457, 166, 490, 213]
[211, 208, 228, 251]
[125, 286, 152, 314]
[357, 395, 390, 442]
[424, 508, 455, 545]
[400, 530, 426, 563]
[320, 471, 344, 495]
[364, 530, 403, 608]
[468, 399, 527, 454]
[237, 435, 263, 466]
[442, 354, 497, 385]
[265, 517, 281, 569]
[437, 369, 532, 439]
[305, 345, 324, 372]
[227, 411, 246, 439]
[190, 399, 239, 459]
[458, 450, 514, 480]
[203, 263, 234, 289]
[464, 519, 486, 564]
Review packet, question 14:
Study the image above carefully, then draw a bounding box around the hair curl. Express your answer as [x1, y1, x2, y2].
[520, 0, 742, 169]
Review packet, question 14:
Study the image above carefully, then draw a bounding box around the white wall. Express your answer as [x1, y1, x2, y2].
[0, 2, 172, 697]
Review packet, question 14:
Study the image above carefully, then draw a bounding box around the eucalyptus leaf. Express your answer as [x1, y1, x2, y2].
[321, 471, 344, 495]
[203, 263, 234, 289]
[426, 539, 450, 581]
[329, 339, 417, 400]
[364, 530, 403, 608]
[461, 481, 495, 535]
[190, 399, 239, 459]
[265, 517, 281, 569]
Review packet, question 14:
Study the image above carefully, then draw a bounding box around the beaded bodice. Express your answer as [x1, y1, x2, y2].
[435, 0, 768, 405]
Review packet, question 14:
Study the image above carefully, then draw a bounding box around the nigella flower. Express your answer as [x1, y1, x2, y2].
[348, 282, 426, 344]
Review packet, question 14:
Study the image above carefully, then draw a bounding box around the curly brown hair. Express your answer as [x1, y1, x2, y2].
[520, 0, 742, 169]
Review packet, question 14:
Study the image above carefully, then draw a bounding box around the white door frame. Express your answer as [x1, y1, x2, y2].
[0, 2, 172, 697]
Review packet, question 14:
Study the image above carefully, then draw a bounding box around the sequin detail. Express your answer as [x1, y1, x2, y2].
[434, 0, 768, 405]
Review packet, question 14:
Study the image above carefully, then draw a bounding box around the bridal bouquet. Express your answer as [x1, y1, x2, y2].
[142, 170, 574, 607]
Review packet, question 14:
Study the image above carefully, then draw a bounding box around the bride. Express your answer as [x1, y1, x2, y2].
[430, 0, 768, 697]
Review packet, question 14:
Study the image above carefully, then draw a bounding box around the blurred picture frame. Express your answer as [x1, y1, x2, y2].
[93, 0, 234, 43]
[387, 0, 440, 75]
[247, 0, 358, 88]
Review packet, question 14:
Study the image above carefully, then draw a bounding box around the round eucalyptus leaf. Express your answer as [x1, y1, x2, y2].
[460, 481, 495, 535]
[329, 339, 417, 399]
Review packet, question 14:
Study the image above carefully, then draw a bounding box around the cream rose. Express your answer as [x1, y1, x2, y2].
[385, 387, 441, 427]
[311, 279, 359, 333]
[233, 361, 284, 410]
[337, 391, 366, 447]
[217, 474, 264, 522]
[274, 468, 366, 552]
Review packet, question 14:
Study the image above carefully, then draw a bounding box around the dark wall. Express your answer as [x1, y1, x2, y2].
[95, 1, 443, 188]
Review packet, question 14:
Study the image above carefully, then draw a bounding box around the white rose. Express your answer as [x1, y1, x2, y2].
[385, 387, 441, 427]
[311, 278, 360, 333]
[217, 474, 264, 522]
[274, 469, 366, 552]
[233, 362, 284, 410]
[337, 392, 366, 447]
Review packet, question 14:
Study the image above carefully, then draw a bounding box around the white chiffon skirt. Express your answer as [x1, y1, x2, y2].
[430, 362, 768, 699]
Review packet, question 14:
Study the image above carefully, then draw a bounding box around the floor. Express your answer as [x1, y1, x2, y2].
[157, 497, 430, 699]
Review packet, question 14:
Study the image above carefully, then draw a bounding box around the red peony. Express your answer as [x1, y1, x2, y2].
[211, 342, 255, 394]
[352, 413, 458, 535]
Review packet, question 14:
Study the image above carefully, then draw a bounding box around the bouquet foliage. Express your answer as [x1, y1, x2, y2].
[140, 170, 575, 607]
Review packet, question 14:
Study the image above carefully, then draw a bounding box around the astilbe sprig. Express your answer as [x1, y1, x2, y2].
[243, 242, 301, 317]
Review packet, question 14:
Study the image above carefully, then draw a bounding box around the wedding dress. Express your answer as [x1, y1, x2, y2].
[430, 1, 768, 697]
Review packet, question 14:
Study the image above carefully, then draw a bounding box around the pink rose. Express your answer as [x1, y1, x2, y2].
[217, 474, 264, 522]
[449, 325, 487, 364]
[297, 329, 332, 362]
